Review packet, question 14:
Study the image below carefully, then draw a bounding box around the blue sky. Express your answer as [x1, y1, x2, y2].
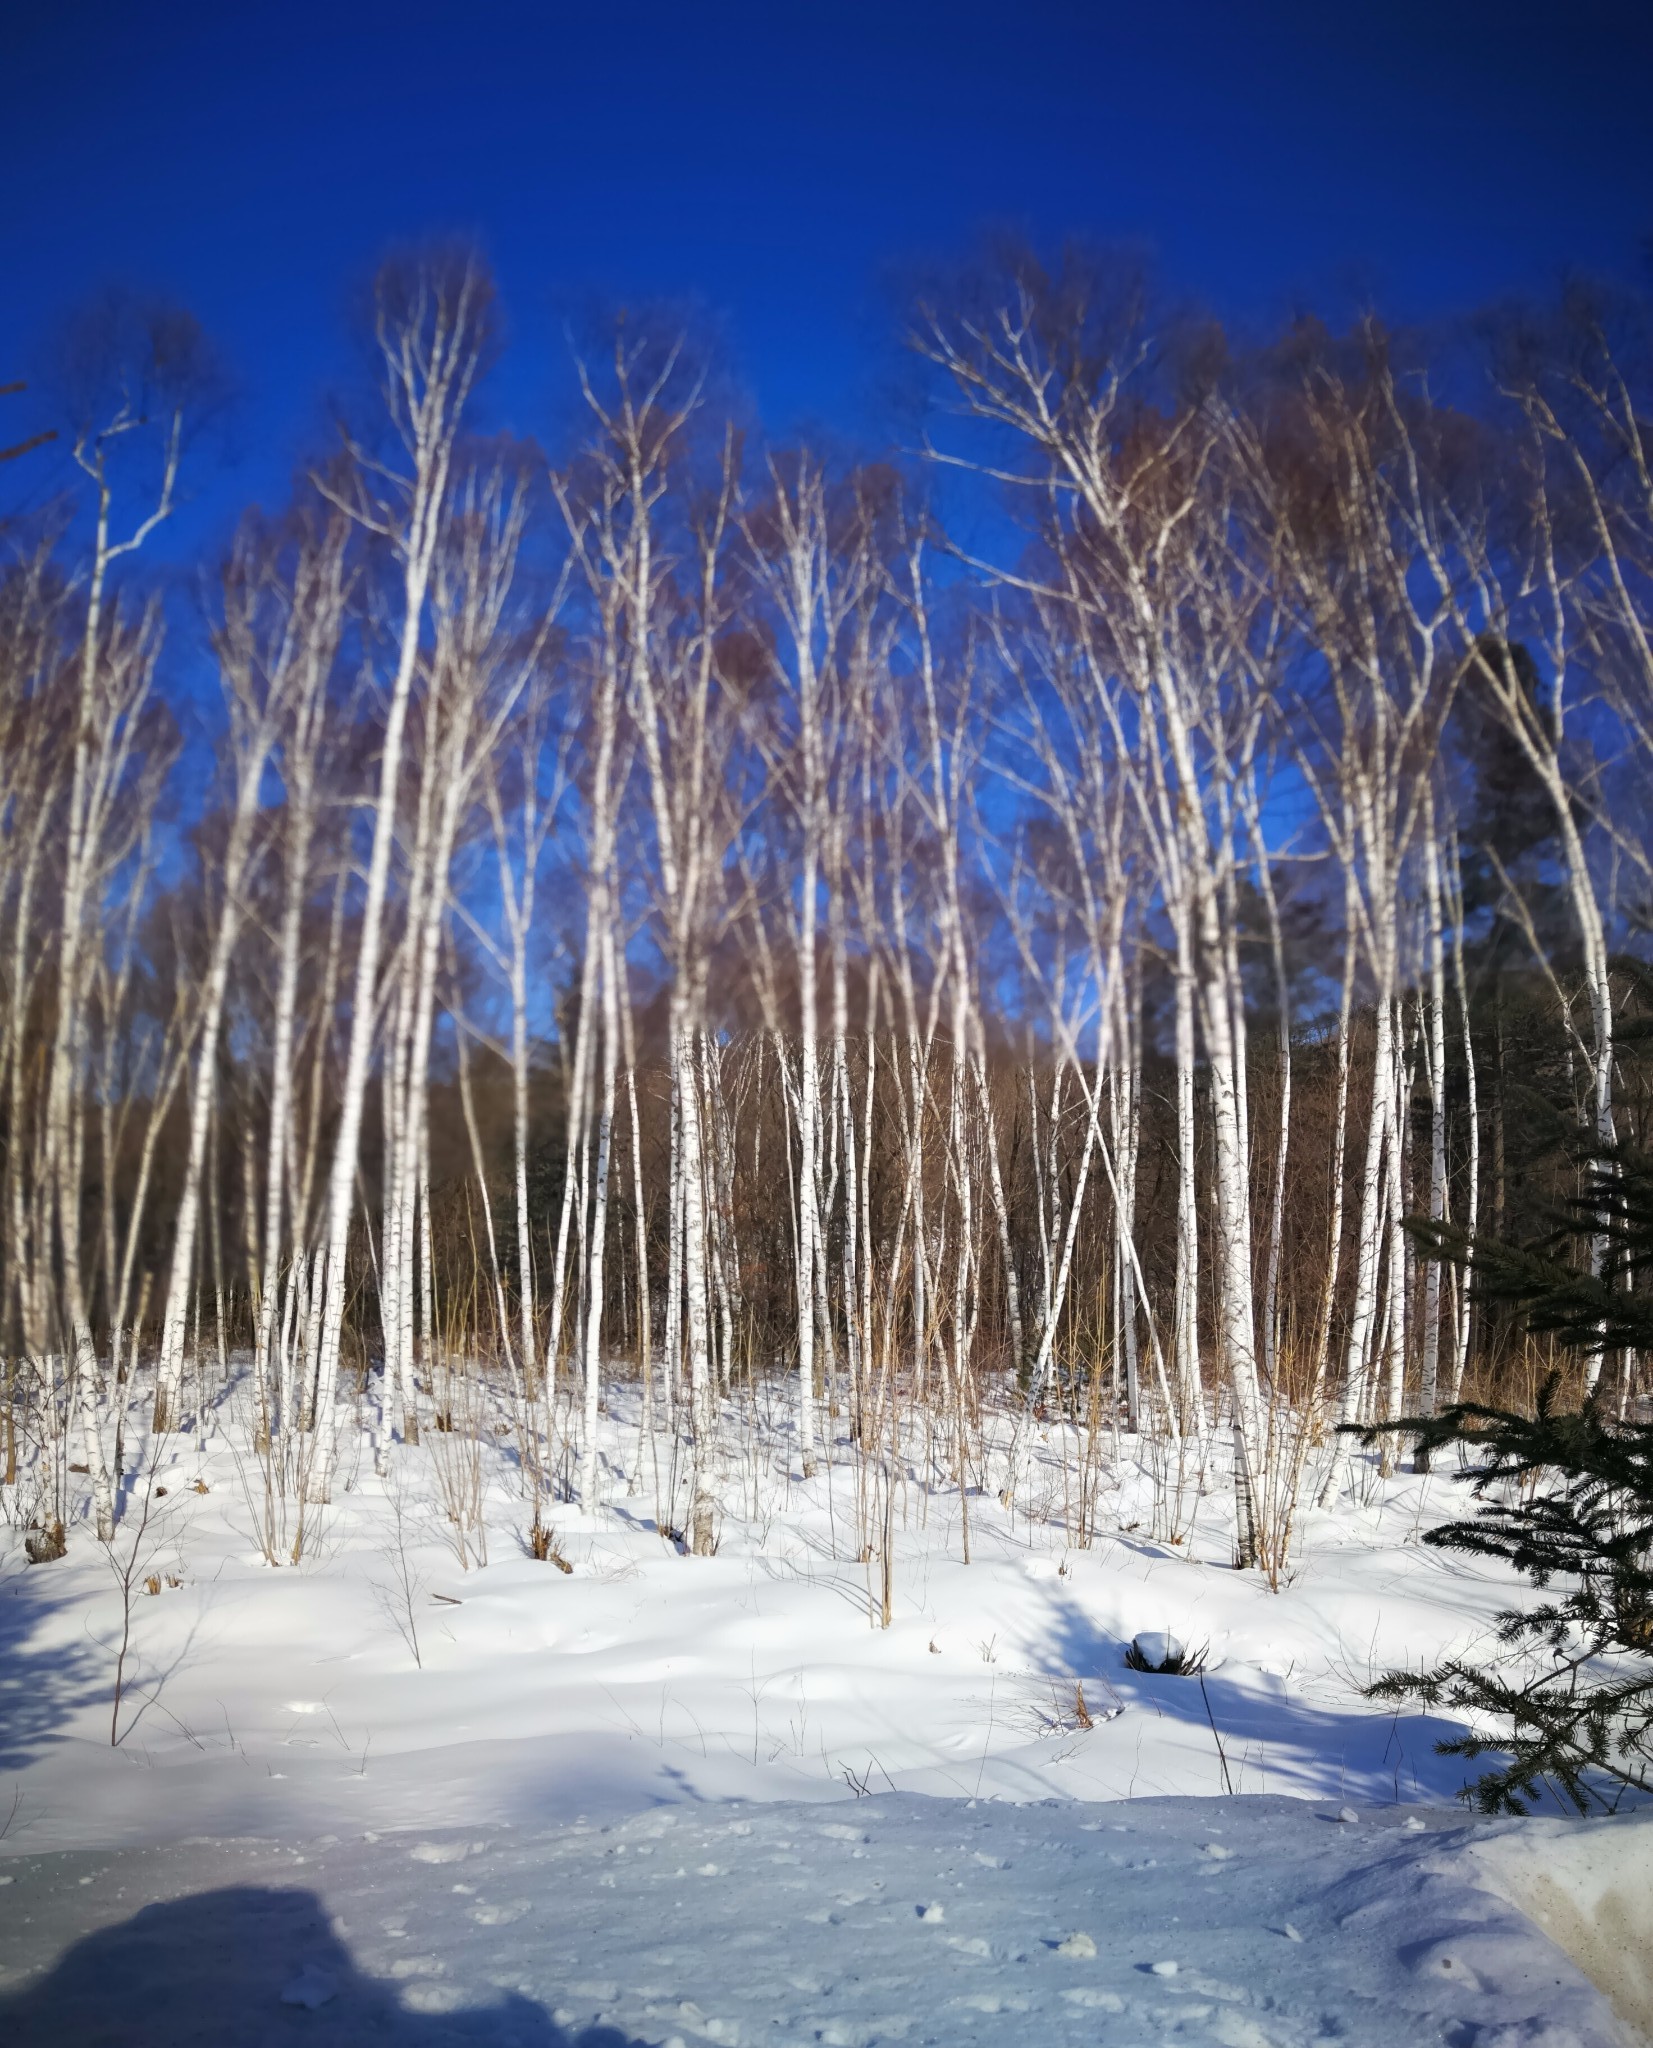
[3, 0, 1650, 549]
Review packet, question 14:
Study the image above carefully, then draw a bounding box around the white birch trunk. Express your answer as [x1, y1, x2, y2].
[309, 259, 485, 1498]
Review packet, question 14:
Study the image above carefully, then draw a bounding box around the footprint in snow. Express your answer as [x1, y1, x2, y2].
[280, 1965, 337, 2010]
[469, 1899, 531, 1925]
[1160, 1963, 1251, 2003]
[1405, 1940, 1486, 1993]
[1062, 1989, 1125, 2012]
[401, 1982, 471, 2015]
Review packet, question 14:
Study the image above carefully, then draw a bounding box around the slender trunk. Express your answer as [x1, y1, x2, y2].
[580, 909, 620, 1506]
[1321, 956, 1395, 1505]
[1312, 861, 1359, 1405]
[1171, 894, 1204, 1434]
[1448, 842, 1478, 1405]
[1418, 816, 1450, 1446]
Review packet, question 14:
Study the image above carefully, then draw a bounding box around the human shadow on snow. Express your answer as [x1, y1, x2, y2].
[0, 1882, 651, 2048]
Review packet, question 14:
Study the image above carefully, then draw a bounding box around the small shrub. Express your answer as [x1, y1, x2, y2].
[24, 1520, 66, 1564]
[529, 1516, 572, 1572]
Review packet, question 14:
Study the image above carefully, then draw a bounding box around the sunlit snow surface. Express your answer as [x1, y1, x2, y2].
[1, 1381, 1649, 2041]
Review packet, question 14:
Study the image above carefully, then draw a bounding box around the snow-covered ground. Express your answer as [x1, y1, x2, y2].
[1, 1377, 1648, 2043]
[3, 1795, 1648, 2047]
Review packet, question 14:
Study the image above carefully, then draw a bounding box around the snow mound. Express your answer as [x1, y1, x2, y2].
[1130, 1630, 1185, 1670]
[1461, 1809, 1653, 2042]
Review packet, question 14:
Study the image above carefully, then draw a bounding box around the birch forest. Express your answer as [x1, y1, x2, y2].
[5, 249, 1652, 1581]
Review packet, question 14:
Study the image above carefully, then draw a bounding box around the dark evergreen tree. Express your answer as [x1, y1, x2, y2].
[1364, 1147, 1653, 1814]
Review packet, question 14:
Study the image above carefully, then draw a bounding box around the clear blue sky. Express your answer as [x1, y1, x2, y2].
[3, 0, 1650, 546]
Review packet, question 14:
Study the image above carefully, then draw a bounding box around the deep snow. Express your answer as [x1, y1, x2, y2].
[1, 1375, 1648, 2043]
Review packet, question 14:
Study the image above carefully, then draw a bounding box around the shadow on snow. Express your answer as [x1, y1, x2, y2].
[0, 1561, 104, 1773]
[1025, 1580, 1489, 1807]
[0, 1881, 651, 2048]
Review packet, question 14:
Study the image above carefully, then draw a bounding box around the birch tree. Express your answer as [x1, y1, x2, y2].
[308, 252, 491, 1498]
[153, 519, 318, 1428]
[45, 317, 188, 1535]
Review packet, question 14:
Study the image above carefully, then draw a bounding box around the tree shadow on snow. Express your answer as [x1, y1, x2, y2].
[1026, 1583, 1484, 1806]
[0, 1883, 653, 2047]
[0, 1564, 105, 1772]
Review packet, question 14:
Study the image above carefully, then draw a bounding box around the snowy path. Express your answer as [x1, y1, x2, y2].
[0, 1794, 1641, 2047]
